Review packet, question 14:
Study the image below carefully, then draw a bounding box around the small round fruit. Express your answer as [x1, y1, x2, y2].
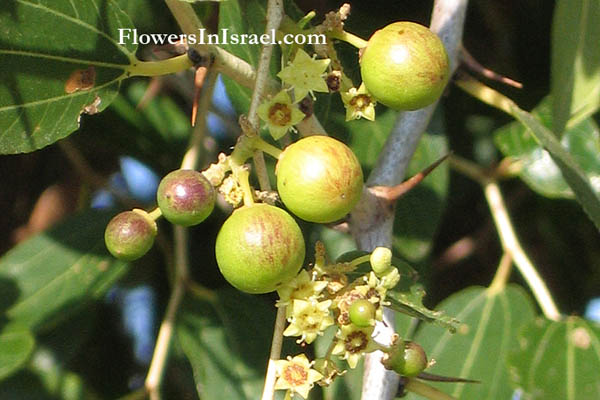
[360, 21, 449, 110]
[276, 136, 363, 223]
[349, 299, 376, 327]
[157, 169, 215, 226]
[105, 210, 157, 261]
[401, 341, 428, 377]
[215, 203, 305, 294]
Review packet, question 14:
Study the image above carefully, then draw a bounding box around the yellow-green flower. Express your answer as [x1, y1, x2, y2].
[341, 83, 376, 121]
[332, 324, 378, 368]
[277, 269, 328, 317]
[284, 299, 334, 344]
[258, 90, 305, 140]
[274, 354, 323, 399]
[278, 49, 330, 101]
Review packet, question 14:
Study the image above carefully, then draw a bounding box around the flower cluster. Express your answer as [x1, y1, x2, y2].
[272, 244, 402, 398]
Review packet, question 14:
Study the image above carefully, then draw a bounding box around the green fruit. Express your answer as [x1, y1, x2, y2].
[383, 340, 428, 377]
[157, 169, 215, 226]
[349, 299, 376, 327]
[276, 136, 363, 223]
[215, 204, 305, 294]
[104, 210, 157, 261]
[360, 21, 449, 110]
[401, 341, 428, 376]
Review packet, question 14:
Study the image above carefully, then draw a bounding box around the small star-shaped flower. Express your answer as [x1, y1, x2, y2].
[278, 49, 331, 101]
[277, 269, 328, 317]
[284, 299, 334, 344]
[274, 354, 323, 399]
[341, 83, 376, 121]
[332, 324, 378, 369]
[257, 90, 306, 140]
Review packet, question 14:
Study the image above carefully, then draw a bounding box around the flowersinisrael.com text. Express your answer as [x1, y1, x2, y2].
[118, 28, 326, 46]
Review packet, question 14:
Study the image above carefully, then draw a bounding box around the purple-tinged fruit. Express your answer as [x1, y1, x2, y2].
[105, 210, 157, 261]
[157, 169, 215, 226]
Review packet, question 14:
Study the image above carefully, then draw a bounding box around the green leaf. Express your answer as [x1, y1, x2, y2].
[177, 289, 276, 400]
[495, 97, 600, 199]
[387, 285, 458, 333]
[0, 324, 35, 381]
[508, 317, 600, 400]
[405, 285, 536, 400]
[0, 0, 136, 154]
[507, 102, 600, 230]
[551, 0, 600, 136]
[0, 210, 129, 330]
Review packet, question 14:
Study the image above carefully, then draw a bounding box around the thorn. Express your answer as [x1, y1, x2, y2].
[417, 371, 480, 384]
[370, 153, 452, 203]
[461, 46, 523, 89]
[191, 66, 208, 127]
[136, 78, 163, 111]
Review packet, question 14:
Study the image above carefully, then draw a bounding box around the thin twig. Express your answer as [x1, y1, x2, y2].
[483, 182, 561, 320]
[145, 227, 189, 400]
[260, 306, 287, 400]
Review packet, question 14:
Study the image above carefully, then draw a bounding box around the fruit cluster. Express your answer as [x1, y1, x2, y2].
[104, 13, 448, 399]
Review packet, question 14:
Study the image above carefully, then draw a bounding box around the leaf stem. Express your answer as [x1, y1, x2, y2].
[450, 155, 561, 320]
[329, 30, 368, 49]
[483, 181, 561, 321]
[404, 379, 457, 400]
[253, 137, 283, 159]
[487, 252, 512, 295]
[348, 254, 371, 269]
[148, 207, 163, 221]
[127, 54, 193, 77]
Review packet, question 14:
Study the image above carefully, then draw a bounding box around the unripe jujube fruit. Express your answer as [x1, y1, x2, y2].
[157, 169, 215, 226]
[276, 136, 363, 223]
[360, 21, 449, 110]
[215, 204, 305, 294]
[349, 299, 376, 327]
[383, 340, 428, 377]
[105, 210, 157, 261]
